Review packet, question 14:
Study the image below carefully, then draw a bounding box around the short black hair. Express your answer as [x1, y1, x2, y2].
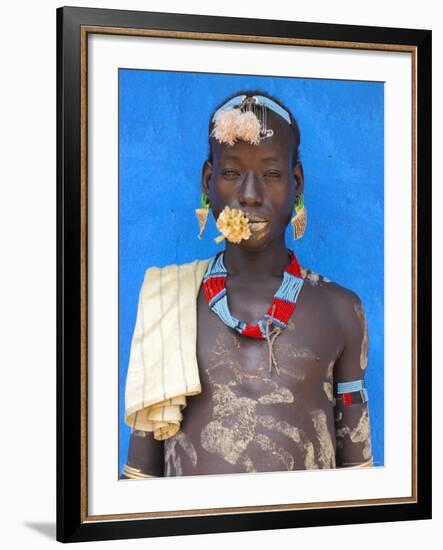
[207, 89, 301, 167]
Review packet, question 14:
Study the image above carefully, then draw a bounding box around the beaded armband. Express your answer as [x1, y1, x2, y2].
[334, 379, 368, 407]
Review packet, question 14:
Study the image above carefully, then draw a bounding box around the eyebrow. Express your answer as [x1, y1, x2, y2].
[261, 156, 282, 162]
[221, 155, 242, 161]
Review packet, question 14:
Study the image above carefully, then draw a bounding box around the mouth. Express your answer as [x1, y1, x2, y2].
[246, 216, 269, 234]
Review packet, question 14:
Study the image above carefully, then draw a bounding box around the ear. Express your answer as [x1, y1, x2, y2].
[202, 159, 213, 197]
[293, 161, 304, 196]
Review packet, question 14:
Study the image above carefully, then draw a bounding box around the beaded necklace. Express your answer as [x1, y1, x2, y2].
[202, 250, 304, 373]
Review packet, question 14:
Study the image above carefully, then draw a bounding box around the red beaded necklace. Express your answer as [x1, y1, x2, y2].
[202, 250, 305, 372]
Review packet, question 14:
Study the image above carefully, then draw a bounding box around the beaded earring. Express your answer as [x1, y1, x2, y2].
[195, 194, 211, 239]
[291, 194, 307, 240]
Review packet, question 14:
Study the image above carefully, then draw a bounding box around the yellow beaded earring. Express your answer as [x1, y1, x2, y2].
[195, 194, 211, 239]
[291, 194, 307, 240]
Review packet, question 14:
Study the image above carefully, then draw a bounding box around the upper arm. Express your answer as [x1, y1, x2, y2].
[332, 290, 373, 468]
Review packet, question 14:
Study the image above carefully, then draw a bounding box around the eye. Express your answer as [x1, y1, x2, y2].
[264, 171, 281, 178]
[222, 169, 240, 178]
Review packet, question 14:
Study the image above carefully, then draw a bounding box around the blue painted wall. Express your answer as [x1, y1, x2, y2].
[118, 69, 384, 475]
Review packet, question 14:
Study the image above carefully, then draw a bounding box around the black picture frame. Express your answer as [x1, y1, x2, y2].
[56, 5, 432, 543]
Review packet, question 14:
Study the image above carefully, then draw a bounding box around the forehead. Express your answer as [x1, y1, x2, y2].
[210, 110, 295, 163]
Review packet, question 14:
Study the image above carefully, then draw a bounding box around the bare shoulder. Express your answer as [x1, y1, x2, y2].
[299, 264, 364, 326]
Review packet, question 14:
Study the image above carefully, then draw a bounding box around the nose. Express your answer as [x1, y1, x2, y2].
[238, 170, 264, 207]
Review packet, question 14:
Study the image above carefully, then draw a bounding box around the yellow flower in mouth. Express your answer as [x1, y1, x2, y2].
[215, 206, 251, 244]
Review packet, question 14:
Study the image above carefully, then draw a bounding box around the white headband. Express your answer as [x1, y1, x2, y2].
[212, 94, 292, 126]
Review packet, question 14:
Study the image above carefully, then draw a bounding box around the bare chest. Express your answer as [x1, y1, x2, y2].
[196, 280, 343, 403]
[163, 281, 345, 476]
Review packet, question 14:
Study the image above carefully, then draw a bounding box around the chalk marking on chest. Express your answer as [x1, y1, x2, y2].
[257, 415, 319, 469]
[311, 409, 336, 469]
[254, 433, 295, 470]
[199, 336, 331, 471]
[165, 430, 198, 474]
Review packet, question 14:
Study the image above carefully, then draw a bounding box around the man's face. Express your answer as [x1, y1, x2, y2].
[202, 111, 304, 251]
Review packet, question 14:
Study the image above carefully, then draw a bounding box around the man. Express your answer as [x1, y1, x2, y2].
[121, 91, 373, 479]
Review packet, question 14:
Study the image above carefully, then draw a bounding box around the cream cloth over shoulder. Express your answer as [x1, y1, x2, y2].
[124, 258, 211, 440]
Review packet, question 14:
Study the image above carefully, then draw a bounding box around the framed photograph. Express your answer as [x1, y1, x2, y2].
[56, 6, 431, 543]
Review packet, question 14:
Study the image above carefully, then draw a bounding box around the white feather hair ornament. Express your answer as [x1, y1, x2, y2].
[211, 105, 267, 146]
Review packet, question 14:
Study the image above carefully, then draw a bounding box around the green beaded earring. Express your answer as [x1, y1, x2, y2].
[195, 194, 211, 239]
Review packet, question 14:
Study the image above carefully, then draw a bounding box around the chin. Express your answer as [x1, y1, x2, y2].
[237, 232, 273, 250]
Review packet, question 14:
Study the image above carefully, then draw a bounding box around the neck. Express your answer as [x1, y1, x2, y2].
[222, 237, 291, 280]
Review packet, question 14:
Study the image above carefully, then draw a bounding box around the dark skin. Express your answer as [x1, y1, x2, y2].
[121, 110, 372, 478]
